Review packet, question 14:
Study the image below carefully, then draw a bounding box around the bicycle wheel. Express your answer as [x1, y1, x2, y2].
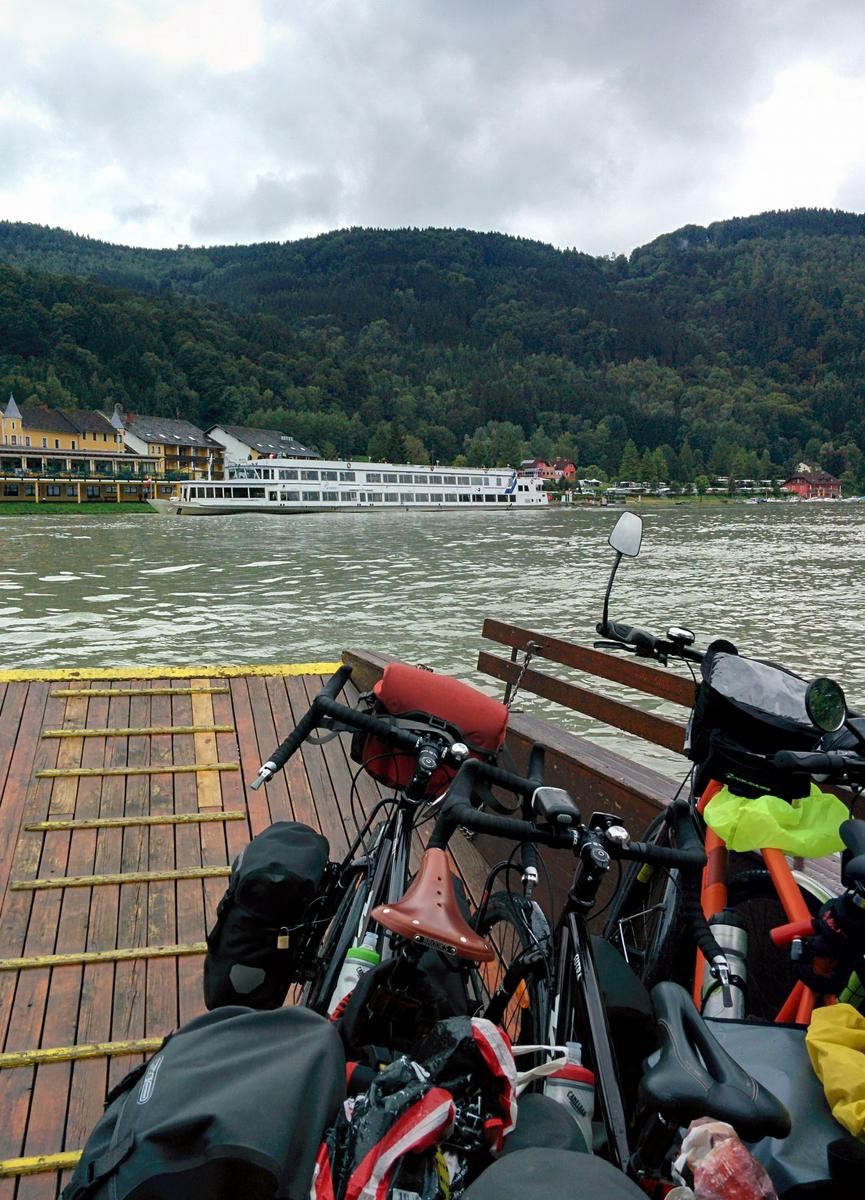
[473, 891, 551, 1045]
[603, 812, 689, 990]
[302, 863, 371, 1014]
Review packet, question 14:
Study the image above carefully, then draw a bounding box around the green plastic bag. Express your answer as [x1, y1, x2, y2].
[704, 783, 846, 857]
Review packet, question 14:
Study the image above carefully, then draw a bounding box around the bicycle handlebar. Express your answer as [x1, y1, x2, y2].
[596, 618, 704, 664]
[428, 758, 706, 868]
[774, 748, 865, 781]
[250, 665, 445, 789]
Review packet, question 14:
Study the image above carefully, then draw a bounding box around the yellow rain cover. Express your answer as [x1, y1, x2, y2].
[704, 783, 846, 856]
[806, 1004, 865, 1139]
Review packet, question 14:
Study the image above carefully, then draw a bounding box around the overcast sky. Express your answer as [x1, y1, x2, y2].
[2, 0, 865, 257]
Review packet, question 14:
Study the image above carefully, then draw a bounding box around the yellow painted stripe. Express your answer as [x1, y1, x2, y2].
[50, 686, 231, 697]
[42, 724, 234, 739]
[12, 868, 229, 891]
[26, 811, 245, 832]
[0, 1038, 162, 1069]
[36, 762, 238, 778]
[0, 1151, 82, 1178]
[0, 661, 341, 682]
[0, 942, 207, 970]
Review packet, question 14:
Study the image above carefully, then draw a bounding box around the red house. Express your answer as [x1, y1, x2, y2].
[552, 459, 577, 481]
[782, 469, 842, 500]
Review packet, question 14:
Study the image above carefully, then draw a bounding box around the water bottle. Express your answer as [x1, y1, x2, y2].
[542, 1041, 595, 1152]
[701, 909, 748, 1019]
[327, 932, 381, 1015]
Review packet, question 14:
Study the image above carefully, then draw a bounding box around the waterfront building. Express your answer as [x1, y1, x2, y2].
[207, 424, 317, 462]
[123, 415, 223, 480]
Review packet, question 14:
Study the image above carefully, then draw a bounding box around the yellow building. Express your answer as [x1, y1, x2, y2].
[124, 414, 223, 480]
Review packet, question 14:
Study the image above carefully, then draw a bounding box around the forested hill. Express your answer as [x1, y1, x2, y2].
[2, 209, 865, 489]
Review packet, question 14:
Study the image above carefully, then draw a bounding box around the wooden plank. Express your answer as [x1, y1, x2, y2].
[0, 683, 49, 906]
[0, 683, 28, 822]
[478, 651, 687, 753]
[50, 687, 230, 698]
[145, 686, 179, 1057]
[26, 811, 245, 831]
[12, 867, 231, 891]
[37, 762, 239, 778]
[0, 1038, 162, 1069]
[481, 619, 697, 707]
[42, 724, 234, 739]
[191, 678, 224, 808]
[48, 693, 89, 815]
[293, 675, 351, 857]
[263, 675, 317, 828]
[0, 944, 207, 971]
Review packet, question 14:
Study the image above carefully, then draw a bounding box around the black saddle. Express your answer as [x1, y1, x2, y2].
[640, 982, 791, 1143]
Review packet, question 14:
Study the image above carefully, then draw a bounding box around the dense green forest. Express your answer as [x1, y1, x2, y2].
[1, 209, 864, 489]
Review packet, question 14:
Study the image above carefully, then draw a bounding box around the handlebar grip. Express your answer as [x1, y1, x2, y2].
[527, 743, 545, 789]
[250, 665, 354, 789]
[840, 818, 865, 861]
[621, 839, 706, 869]
[321, 664, 354, 698]
[774, 750, 835, 774]
[314, 695, 422, 752]
[604, 619, 660, 656]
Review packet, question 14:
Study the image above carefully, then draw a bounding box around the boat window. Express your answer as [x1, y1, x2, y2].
[281, 490, 299, 501]
[459, 493, 470, 502]
[485, 495, 496, 502]
[472, 495, 483, 502]
[498, 495, 509, 502]
[206, 487, 214, 498]
[457, 476, 470, 485]
[368, 492, 383, 501]
[250, 488, 266, 498]
[383, 473, 398, 483]
[302, 490, 320, 501]
[400, 493, 415, 503]
[262, 469, 274, 479]
[339, 471, 356, 481]
[429, 475, 442, 485]
[301, 470, 319, 480]
[384, 493, 398, 502]
[214, 487, 224, 497]
[445, 493, 458, 502]
[366, 472, 382, 483]
[343, 491, 357, 501]
[399, 474, 413, 484]
[322, 491, 338, 501]
[470, 477, 483, 486]
[321, 470, 338, 481]
[278, 469, 298, 480]
[509, 495, 516, 502]
[269, 491, 278, 501]
[415, 493, 429, 502]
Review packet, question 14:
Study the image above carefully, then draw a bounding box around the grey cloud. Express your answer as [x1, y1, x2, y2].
[191, 169, 344, 240]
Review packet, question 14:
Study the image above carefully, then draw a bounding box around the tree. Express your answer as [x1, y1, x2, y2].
[695, 474, 710, 500]
[618, 439, 641, 482]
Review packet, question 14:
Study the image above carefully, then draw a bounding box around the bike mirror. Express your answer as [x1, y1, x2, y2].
[805, 677, 847, 732]
[608, 511, 642, 557]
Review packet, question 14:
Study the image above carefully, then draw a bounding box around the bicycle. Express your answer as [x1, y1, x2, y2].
[403, 753, 791, 1189]
[249, 662, 543, 1036]
[594, 512, 861, 1023]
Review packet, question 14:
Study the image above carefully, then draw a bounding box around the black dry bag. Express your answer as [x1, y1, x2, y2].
[62, 1004, 346, 1200]
[204, 820, 329, 1010]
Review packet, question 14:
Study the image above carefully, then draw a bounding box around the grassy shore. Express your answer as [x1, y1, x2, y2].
[0, 502, 154, 515]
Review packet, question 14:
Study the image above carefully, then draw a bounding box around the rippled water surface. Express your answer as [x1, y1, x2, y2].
[2, 504, 863, 775]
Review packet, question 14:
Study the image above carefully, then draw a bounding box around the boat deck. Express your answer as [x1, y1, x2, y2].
[0, 663, 496, 1197]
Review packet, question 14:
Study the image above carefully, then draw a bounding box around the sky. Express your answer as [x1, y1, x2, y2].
[2, 0, 865, 257]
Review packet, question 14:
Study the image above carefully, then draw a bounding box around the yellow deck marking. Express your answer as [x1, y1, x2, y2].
[0, 1151, 83, 1178]
[12, 868, 229, 891]
[26, 811, 245, 832]
[36, 762, 239, 778]
[0, 661, 341, 682]
[50, 687, 230, 697]
[0, 1038, 162, 1069]
[192, 676, 223, 808]
[0, 942, 207, 970]
[42, 724, 234, 739]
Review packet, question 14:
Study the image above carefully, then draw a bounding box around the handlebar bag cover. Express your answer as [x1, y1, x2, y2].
[62, 1004, 345, 1200]
[204, 821, 329, 1011]
[351, 663, 508, 796]
[689, 644, 821, 800]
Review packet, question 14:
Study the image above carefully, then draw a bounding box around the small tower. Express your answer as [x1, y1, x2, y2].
[1, 393, 22, 445]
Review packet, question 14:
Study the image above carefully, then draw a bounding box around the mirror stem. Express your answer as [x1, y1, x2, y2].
[600, 551, 622, 637]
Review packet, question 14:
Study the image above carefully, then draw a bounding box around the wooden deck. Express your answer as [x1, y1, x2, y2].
[0, 663, 497, 1197]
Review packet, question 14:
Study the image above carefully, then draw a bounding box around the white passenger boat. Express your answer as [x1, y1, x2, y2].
[147, 457, 551, 515]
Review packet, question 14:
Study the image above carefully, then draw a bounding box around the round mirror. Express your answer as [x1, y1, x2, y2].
[608, 511, 643, 557]
[805, 677, 847, 732]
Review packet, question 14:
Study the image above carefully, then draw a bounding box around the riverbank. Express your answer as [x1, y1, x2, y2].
[0, 502, 154, 515]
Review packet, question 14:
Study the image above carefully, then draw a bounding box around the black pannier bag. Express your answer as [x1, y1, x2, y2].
[204, 821, 329, 1010]
[688, 642, 822, 800]
[63, 1004, 346, 1200]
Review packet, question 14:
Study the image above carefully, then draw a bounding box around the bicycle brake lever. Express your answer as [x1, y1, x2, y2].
[593, 641, 633, 652]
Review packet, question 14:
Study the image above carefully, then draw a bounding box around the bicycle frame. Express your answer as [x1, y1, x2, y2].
[692, 779, 829, 1023]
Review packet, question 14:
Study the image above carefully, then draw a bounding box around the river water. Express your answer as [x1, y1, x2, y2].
[2, 503, 863, 776]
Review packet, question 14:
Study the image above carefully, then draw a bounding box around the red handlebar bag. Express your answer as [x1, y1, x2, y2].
[351, 663, 508, 797]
